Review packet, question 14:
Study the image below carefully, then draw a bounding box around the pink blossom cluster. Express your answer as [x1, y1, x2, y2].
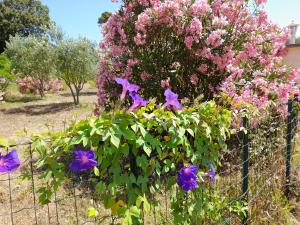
[16, 77, 64, 95]
[0, 77, 8, 101]
[97, 0, 300, 114]
[0, 92, 4, 101]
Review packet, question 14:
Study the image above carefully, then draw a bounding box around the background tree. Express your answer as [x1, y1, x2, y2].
[5, 35, 56, 97]
[0, 0, 51, 53]
[296, 37, 300, 44]
[98, 11, 112, 26]
[56, 38, 98, 105]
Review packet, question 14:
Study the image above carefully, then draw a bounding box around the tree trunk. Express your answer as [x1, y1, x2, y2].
[75, 86, 80, 105]
[38, 80, 45, 98]
[75, 88, 80, 105]
[67, 83, 77, 105]
[74, 83, 84, 106]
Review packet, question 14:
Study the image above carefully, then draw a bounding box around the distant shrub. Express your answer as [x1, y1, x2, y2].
[16, 77, 63, 95]
[0, 76, 8, 101]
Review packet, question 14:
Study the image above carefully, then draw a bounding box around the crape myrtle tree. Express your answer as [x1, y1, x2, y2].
[56, 38, 98, 105]
[96, 0, 300, 113]
[0, 0, 51, 53]
[5, 34, 56, 98]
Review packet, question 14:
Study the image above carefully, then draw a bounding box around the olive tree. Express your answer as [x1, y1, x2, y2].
[5, 35, 56, 97]
[56, 38, 98, 105]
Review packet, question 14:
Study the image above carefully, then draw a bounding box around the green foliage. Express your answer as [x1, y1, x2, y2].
[0, 0, 51, 52]
[30, 101, 232, 224]
[98, 11, 112, 25]
[0, 54, 14, 96]
[0, 135, 14, 147]
[170, 186, 246, 224]
[0, 54, 14, 81]
[295, 37, 300, 44]
[55, 37, 98, 105]
[5, 34, 56, 97]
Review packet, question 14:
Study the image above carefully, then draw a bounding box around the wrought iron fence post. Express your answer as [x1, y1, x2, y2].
[285, 96, 298, 198]
[242, 117, 249, 225]
[73, 183, 79, 225]
[29, 145, 38, 225]
[54, 190, 59, 225]
[6, 147, 14, 225]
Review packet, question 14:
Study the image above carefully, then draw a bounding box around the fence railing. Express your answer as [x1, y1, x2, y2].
[0, 98, 299, 225]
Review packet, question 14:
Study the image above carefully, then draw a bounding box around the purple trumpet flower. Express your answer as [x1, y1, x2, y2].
[202, 163, 216, 184]
[162, 89, 182, 110]
[115, 78, 140, 100]
[177, 165, 199, 192]
[128, 92, 148, 111]
[0, 149, 21, 173]
[69, 150, 98, 173]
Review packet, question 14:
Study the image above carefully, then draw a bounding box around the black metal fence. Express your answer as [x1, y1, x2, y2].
[0, 98, 299, 225]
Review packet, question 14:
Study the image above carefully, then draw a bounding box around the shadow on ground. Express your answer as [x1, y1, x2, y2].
[4, 95, 42, 103]
[0, 102, 75, 115]
[59, 91, 97, 97]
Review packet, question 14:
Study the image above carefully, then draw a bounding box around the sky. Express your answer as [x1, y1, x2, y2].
[40, 0, 300, 42]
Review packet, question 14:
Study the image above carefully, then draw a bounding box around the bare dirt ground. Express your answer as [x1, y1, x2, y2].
[0, 85, 97, 143]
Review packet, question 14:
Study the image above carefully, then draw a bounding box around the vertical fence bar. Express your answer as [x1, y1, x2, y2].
[242, 117, 249, 225]
[47, 203, 51, 225]
[164, 183, 168, 221]
[73, 184, 79, 225]
[92, 196, 97, 223]
[152, 194, 156, 225]
[285, 96, 298, 198]
[7, 147, 14, 225]
[54, 190, 59, 224]
[29, 145, 38, 225]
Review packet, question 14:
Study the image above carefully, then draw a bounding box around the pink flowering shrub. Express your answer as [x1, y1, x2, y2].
[16, 77, 63, 95]
[97, 0, 300, 113]
[0, 76, 8, 101]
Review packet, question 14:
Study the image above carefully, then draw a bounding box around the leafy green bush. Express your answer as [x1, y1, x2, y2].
[0, 54, 14, 81]
[30, 100, 232, 224]
[0, 54, 14, 99]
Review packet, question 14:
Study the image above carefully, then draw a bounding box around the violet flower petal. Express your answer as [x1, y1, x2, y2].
[164, 89, 182, 110]
[202, 163, 216, 184]
[0, 149, 21, 173]
[69, 150, 98, 173]
[129, 92, 148, 111]
[177, 165, 199, 192]
[115, 78, 140, 100]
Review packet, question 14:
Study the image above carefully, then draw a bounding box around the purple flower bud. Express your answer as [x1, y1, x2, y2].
[69, 150, 98, 173]
[129, 92, 148, 111]
[0, 149, 21, 173]
[177, 165, 199, 192]
[202, 163, 216, 184]
[115, 78, 140, 100]
[162, 89, 182, 110]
